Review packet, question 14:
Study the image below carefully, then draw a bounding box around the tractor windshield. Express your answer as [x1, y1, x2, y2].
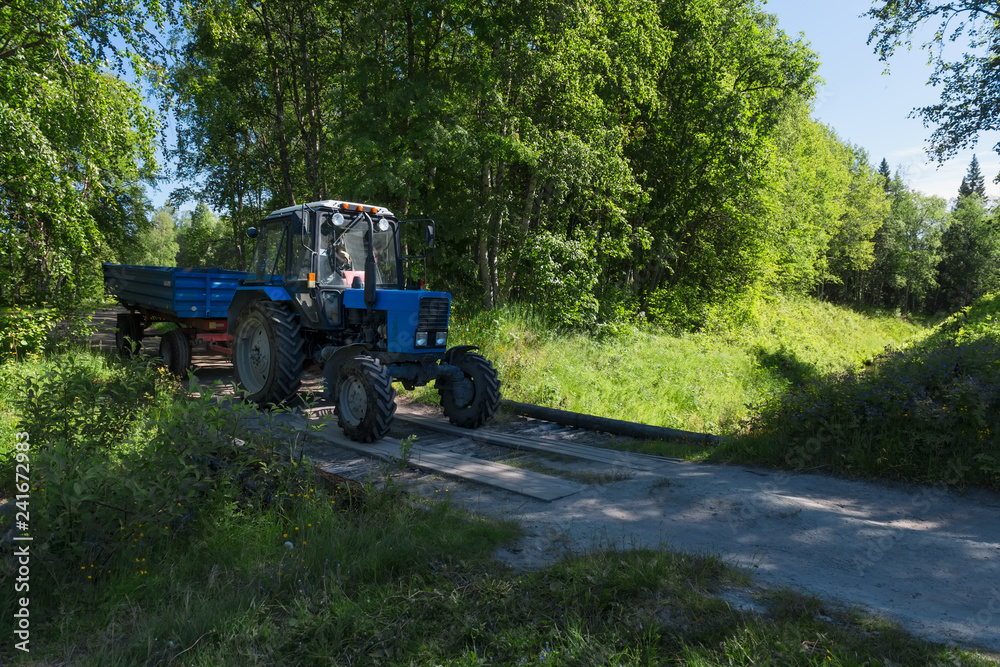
[319, 213, 399, 288]
[246, 219, 287, 282]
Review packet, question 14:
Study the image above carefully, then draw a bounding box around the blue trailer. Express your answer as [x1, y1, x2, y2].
[103, 263, 246, 374]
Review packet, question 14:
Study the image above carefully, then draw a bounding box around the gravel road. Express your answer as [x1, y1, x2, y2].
[423, 444, 1000, 654]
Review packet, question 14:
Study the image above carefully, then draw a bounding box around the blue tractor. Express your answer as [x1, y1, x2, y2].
[230, 200, 500, 442]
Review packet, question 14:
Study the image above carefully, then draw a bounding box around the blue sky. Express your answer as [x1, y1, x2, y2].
[764, 0, 1000, 201]
[148, 0, 999, 210]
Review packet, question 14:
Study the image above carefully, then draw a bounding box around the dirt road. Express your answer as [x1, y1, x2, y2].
[422, 448, 1000, 654]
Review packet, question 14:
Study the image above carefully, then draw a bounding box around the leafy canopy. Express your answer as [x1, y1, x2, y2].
[867, 1, 1000, 161]
[0, 0, 179, 306]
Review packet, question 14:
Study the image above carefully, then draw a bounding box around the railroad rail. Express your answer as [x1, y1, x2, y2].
[292, 405, 693, 502]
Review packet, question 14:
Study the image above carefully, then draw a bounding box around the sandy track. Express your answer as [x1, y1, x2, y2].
[432, 453, 1000, 653]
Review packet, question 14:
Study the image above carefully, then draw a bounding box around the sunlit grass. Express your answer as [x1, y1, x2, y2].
[724, 293, 1000, 488]
[434, 295, 924, 435]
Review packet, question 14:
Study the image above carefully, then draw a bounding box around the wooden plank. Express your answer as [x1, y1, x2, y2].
[396, 414, 680, 471]
[304, 421, 584, 501]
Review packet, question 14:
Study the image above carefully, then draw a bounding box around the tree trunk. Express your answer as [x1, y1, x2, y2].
[258, 2, 296, 205]
[479, 162, 495, 308]
[502, 168, 538, 301]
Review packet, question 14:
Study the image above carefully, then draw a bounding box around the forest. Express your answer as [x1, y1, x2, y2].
[5, 2, 1000, 663]
[2, 0, 999, 332]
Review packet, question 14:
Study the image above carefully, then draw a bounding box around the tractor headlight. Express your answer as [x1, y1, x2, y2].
[435, 332, 447, 347]
[415, 331, 429, 347]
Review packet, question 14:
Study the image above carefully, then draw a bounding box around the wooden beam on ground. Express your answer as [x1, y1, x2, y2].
[395, 414, 682, 471]
[499, 400, 721, 444]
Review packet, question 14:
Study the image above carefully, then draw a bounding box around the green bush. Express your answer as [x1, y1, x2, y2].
[0, 307, 57, 359]
[0, 305, 98, 360]
[729, 293, 1000, 488]
[6, 352, 310, 585]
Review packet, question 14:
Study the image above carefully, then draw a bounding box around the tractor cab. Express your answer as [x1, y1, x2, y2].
[245, 200, 400, 287]
[317, 208, 399, 289]
[230, 199, 499, 443]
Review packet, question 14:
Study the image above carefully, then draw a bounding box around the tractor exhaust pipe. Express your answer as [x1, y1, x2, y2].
[363, 214, 377, 315]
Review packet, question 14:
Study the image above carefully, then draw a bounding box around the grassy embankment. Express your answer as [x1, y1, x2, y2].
[723, 293, 1000, 489]
[0, 323, 996, 663]
[436, 293, 999, 489]
[438, 295, 922, 435]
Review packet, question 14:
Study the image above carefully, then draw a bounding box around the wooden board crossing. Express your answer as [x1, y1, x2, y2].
[396, 414, 681, 472]
[304, 420, 585, 501]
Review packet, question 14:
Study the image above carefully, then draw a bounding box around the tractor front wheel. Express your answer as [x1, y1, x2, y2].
[233, 301, 305, 405]
[335, 355, 397, 442]
[438, 352, 501, 428]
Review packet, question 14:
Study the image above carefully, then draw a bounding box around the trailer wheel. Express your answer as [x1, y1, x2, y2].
[159, 328, 191, 377]
[335, 355, 397, 442]
[233, 301, 304, 405]
[438, 352, 501, 428]
[115, 313, 144, 356]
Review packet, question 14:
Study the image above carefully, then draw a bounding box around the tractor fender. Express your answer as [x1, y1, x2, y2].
[228, 288, 293, 334]
[320, 343, 370, 400]
[443, 345, 478, 365]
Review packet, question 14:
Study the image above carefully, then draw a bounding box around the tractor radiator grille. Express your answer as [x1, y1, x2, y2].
[418, 297, 449, 330]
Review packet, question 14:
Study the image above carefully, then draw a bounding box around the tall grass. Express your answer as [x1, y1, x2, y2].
[442, 296, 923, 435]
[723, 293, 1000, 488]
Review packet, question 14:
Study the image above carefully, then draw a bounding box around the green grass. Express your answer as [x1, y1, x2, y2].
[1, 347, 997, 664]
[719, 293, 1000, 488]
[435, 293, 998, 489]
[431, 295, 923, 436]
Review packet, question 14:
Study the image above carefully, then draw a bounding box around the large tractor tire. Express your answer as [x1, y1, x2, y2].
[115, 313, 144, 356]
[159, 328, 191, 377]
[438, 352, 501, 428]
[233, 301, 305, 405]
[335, 355, 397, 442]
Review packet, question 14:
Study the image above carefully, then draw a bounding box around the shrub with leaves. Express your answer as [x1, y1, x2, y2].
[13, 353, 292, 579]
[733, 293, 1000, 488]
[0, 305, 99, 360]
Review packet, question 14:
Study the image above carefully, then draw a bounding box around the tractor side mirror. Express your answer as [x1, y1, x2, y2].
[425, 223, 435, 249]
[246, 227, 259, 239]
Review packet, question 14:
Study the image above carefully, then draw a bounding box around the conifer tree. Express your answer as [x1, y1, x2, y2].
[958, 154, 986, 198]
[877, 158, 892, 192]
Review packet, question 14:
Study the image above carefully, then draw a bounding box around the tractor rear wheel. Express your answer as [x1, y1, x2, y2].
[233, 301, 305, 405]
[115, 313, 144, 356]
[335, 355, 397, 442]
[438, 352, 501, 428]
[159, 328, 191, 377]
